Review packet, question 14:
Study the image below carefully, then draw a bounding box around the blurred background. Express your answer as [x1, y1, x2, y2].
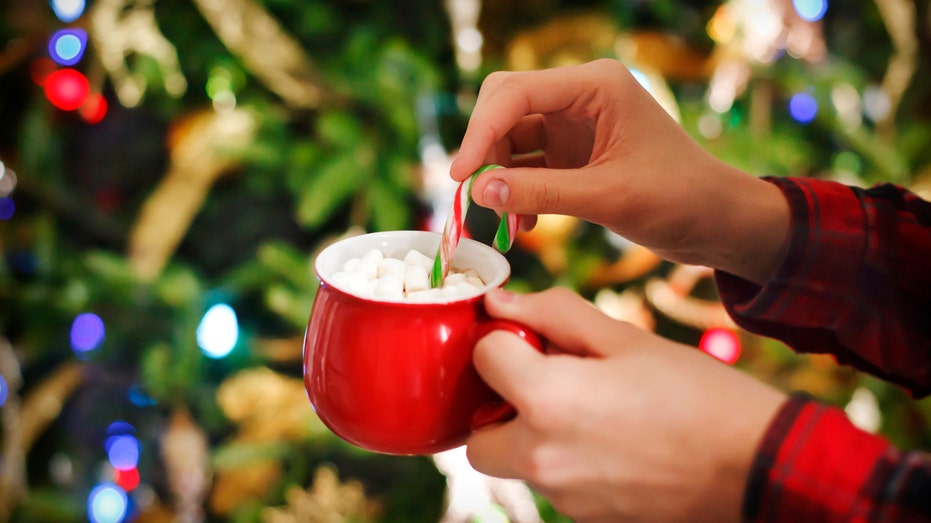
[1, 0, 930, 521]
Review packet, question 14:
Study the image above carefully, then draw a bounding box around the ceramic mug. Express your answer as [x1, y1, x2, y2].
[303, 230, 541, 455]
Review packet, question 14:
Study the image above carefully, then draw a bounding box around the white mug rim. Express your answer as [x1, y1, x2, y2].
[313, 230, 511, 304]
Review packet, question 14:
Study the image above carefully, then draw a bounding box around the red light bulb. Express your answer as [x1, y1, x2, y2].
[113, 467, 140, 492]
[44, 68, 89, 111]
[80, 93, 108, 124]
[699, 327, 741, 365]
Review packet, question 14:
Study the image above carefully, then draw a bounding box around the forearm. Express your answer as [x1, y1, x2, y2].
[654, 159, 790, 285]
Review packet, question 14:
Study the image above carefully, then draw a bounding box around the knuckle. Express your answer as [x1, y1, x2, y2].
[483, 70, 515, 90]
[536, 182, 558, 213]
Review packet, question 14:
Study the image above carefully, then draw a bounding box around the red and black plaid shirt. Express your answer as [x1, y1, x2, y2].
[715, 176, 931, 522]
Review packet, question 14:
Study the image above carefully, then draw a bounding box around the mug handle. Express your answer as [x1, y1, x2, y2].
[469, 319, 544, 431]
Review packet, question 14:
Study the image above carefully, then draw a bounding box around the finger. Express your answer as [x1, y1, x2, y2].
[510, 153, 546, 168]
[508, 114, 547, 155]
[518, 213, 537, 231]
[483, 287, 617, 357]
[466, 422, 524, 479]
[472, 167, 600, 219]
[473, 330, 547, 407]
[451, 65, 608, 181]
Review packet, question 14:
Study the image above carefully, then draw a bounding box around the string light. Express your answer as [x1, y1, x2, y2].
[106, 435, 140, 471]
[793, 0, 828, 22]
[104, 421, 141, 491]
[113, 467, 140, 492]
[44, 1, 107, 123]
[71, 312, 105, 354]
[0, 375, 8, 407]
[127, 384, 157, 407]
[863, 85, 891, 122]
[80, 93, 109, 124]
[87, 483, 129, 523]
[29, 57, 57, 86]
[196, 303, 239, 359]
[44, 68, 90, 111]
[49, 29, 87, 66]
[789, 92, 818, 124]
[0, 160, 18, 196]
[699, 327, 741, 365]
[0, 197, 15, 220]
[51, 0, 86, 23]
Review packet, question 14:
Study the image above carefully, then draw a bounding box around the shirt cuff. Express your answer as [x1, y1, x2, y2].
[715, 176, 867, 339]
[742, 393, 895, 523]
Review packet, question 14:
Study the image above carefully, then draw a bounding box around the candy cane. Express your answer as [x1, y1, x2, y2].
[431, 165, 515, 288]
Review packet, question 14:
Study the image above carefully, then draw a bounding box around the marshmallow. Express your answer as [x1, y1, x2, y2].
[403, 249, 433, 270]
[466, 276, 485, 288]
[404, 264, 430, 294]
[374, 274, 404, 299]
[356, 249, 383, 280]
[443, 273, 466, 287]
[378, 257, 406, 280]
[330, 248, 486, 301]
[343, 257, 361, 274]
[346, 272, 376, 297]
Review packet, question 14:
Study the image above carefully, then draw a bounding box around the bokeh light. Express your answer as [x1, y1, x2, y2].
[44, 68, 90, 111]
[196, 303, 239, 359]
[128, 384, 157, 407]
[793, 0, 828, 22]
[113, 467, 140, 492]
[30, 57, 57, 86]
[71, 312, 105, 353]
[87, 483, 128, 523]
[106, 435, 140, 471]
[0, 161, 18, 196]
[699, 327, 741, 365]
[456, 28, 483, 54]
[831, 82, 863, 130]
[0, 375, 8, 407]
[80, 93, 109, 125]
[0, 197, 15, 220]
[833, 151, 862, 178]
[863, 85, 891, 122]
[49, 29, 87, 66]
[106, 420, 135, 438]
[789, 92, 818, 124]
[51, 0, 86, 22]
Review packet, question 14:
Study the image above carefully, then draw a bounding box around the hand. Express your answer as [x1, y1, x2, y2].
[467, 288, 786, 523]
[451, 59, 789, 285]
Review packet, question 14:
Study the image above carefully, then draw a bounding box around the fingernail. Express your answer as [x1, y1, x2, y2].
[483, 179, 510, 207]
[489, 288, 517, 304]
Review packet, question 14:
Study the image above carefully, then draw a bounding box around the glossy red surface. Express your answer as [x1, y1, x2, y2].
[304, 281, 539, 455]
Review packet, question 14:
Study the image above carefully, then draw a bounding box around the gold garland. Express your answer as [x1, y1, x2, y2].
[127, 108, 257, 281]
[191, 0, 330, 109]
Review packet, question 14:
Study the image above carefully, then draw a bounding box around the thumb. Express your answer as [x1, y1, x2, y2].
[483, 287, 618, 357]
[473, 330, 547, 408]
[470, 166, 593, 218]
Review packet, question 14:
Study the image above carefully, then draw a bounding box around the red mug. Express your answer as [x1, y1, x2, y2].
[303, 230, 541, 455]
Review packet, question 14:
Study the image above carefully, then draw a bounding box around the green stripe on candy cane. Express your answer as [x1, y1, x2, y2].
[430, 165, 518, 288]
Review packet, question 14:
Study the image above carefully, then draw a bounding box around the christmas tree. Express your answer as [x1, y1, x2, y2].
[1, 0, 929, 522]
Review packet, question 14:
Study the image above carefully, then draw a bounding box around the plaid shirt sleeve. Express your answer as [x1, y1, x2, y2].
[714, 177, 931, 522]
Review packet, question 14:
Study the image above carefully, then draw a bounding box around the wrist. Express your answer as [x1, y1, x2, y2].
[703, 165, 790, 285]
[711, 384, 787, 523]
